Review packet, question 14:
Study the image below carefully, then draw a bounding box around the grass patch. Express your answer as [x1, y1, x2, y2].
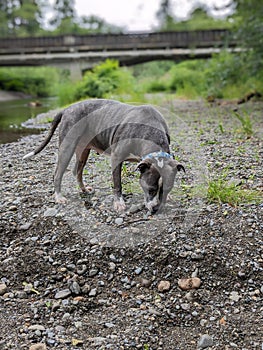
[207, 176, 262, 206]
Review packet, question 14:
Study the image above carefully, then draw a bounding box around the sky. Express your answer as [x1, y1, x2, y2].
[73, 0, 232, 31]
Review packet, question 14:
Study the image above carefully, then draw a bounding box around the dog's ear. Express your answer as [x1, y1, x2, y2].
[137, 160, 152, 174]
[168, 159, 185, 173]
[177, 164, 185, 173]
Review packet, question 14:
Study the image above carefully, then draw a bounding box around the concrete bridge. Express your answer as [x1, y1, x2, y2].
[0, 29, 238, 80]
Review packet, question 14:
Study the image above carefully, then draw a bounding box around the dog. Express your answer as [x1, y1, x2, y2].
[23, 99, 185, 213]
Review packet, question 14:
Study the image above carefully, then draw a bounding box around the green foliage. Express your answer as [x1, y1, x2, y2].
[0, 0, 44, 37]
[168, 61, 206, 97]
[74, 60, 135, 100]
[0, 67, 59, 97]
[205, 51, 263, 98]
[156, 2, 233, 31]
[207, 175, 262, 206]
[232, 110, 253, 137]
[231, 0, 263, 72]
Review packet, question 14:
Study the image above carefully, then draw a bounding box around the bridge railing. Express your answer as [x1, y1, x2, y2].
[0, 29, 235, 54]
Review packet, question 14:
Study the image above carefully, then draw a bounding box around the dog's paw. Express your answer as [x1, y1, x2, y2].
[114, 197, 126, 212]
[55, 192, 67, 204]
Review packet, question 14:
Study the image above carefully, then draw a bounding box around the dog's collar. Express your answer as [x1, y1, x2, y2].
[141, 151, 173, 168]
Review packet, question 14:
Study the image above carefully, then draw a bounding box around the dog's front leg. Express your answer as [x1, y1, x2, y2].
[111, 158, 126, 212]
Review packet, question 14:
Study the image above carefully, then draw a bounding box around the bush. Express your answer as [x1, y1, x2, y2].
[146, 80, 167, 92]
[74, 59, 135, 100]
[205, 51, 263, 98]
[168, 61, 206, 97]
[0, 67, 59, 97]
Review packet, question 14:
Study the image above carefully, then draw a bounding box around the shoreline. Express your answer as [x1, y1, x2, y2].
[0, 89, 32, 101]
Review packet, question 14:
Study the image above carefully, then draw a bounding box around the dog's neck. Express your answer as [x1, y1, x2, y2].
[141, 151, 173, 168]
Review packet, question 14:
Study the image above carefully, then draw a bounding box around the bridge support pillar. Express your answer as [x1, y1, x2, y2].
[68, 61, 82, 81]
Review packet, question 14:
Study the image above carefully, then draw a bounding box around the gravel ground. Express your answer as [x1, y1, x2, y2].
[0, 99, 262, 350]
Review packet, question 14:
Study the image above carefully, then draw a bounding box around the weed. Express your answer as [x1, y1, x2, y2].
[207, 176, 261, 206]
[232, 110, 253, 137]
[218, 123, 224, 134]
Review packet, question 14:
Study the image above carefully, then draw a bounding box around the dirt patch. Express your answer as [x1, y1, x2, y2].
[0, 100, 262, 349]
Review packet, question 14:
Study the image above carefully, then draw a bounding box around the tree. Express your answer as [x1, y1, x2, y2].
[156, 0, 175, 31]
[78, 15, 123, 34]
[0, 0, 44, 37]
[50, 0, 77, 34]
[231, 0, 263, 71]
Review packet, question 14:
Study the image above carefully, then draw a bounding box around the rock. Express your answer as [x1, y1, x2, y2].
[229, 291, 241, 302]
[140, 278, 151, 288]
[115, 217, 123, 225]
[29, 344, 47, 350]
[18, 222, 32, 230]
[54, 289, 71, 299]
[181, 303, 190, 310]
[43, 207, 58, 217]
[28, 324, 45, 331]
[69, 281, 81, 295]
[104, 322, 115, 328]
[157, 280, 171, 292]
[0, 283, 7, 296]
[90, 237, 99, 245]
[89, 288, 97, 297]
[198, 334, 213, 348]
[135, 267, 143, 275]
[178, 277, 201, 291]
[109, 262, 116, 271]
[89, 268, 98, 277]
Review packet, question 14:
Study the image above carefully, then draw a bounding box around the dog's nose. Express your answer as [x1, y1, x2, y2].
[151, 205, 159, 214]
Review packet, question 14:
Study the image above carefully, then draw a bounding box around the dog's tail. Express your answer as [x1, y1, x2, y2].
[23, 111, 63, 160]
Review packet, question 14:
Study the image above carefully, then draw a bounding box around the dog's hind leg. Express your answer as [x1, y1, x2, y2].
[111, 157, 126, 212]
[75, 148, 93, 193]
[54, 135, 81, 203]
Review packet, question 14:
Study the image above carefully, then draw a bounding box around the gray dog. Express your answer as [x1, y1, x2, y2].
[23, 99, 185, 213]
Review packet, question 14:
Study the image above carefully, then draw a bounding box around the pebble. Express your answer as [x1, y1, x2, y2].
[140, 278, 151, 288]
[198, 334, 213, 349]
[157, 280, 171, 292]
[109, 262, 116, 271]
[54, 289, 72, 299]
[18, 222, 32, 230]
[178, 277, 201, 291]
[0, 283, 7, 296]
[29, 344, 47, 350]
[90, 237, 99, 245]
[115, 217, 124, 225]
[28, 324, 45, 331]
[89, 288, 97, 297]
[89, 268, 99, 277]
[43, 207, 58, 217]
[229, 291, 241, 302]
[69, 281, 81, 295]
[135, 267, 143, 275]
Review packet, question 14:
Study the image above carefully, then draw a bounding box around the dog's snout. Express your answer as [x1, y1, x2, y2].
[151, 205, 159, 214]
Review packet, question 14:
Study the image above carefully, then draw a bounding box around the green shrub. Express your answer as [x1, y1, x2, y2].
[146, 80, 167, 92]
[74, 59, 135, 100]
[205, 51, 263, 98]
[0, 67, 59, 97]
[168, 62, 206, 96]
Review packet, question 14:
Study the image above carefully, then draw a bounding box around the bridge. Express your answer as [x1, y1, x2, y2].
[0, 29, 237, 80]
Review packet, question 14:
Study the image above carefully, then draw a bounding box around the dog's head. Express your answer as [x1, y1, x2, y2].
[137, 154, 185, 214]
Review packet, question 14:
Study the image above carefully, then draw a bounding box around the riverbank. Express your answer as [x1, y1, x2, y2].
[0, 90, 32, 101]
[0, 100, 262, 349]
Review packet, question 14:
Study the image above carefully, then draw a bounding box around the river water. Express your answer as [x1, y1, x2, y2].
[0, 97, 58, 144]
